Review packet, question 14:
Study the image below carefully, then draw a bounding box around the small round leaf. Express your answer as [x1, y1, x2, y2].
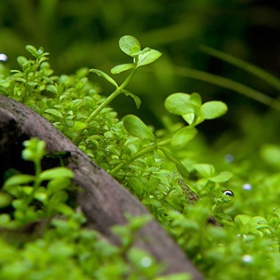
[165, 93, 193, 115]
[194, 163, 215, 177]
[119, 35, 141, 56]
[171, 127, 197, 147]
[123, 115, 155, 141]
[210, 171, 233, 183]
[0, 192, 13, 208]
[137, 48, 162, 67]
[201, 101, 228, 119]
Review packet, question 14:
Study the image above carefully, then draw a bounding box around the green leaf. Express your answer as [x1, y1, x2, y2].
[111, 63, 135, 74]
[182, 113, 196, 125]
[0, 192, 13, 208]
[165, 93, 194, 115]
[34, 191, 47, 203]
[160, 148, 189, 177]
[194, 163, 215, 177]
[190, 92, 202, 107]
[17, 56, 28, 66]
[0, 214, 10, 226]
[39, 167, 74, 181]
[123, 114, 155, 141]
[45, 109, 63, 119]
[22, 138, 46, 162]
[119, 35, 141, 56]
[170, 127, 197, 147]
[48, 191, 68, 204]
[53, 203, 75, 216]
[4, 174, 34, 187]
[125, 213, 153, 231]
[155, 273, 191, 280]
[260, 144, 280, 168]
[210, 171, 233, 183]
[90, 69, 118, 88]
[127, 248, 157, 275]
[73, 121, 87, 131]
[47, 178, 72, 195]
[250, 216, 269, 229]
[137, 48, 162, 67]
[122, 90, 141, 109]
[46, 85, 58, 94]
[12, 198, 28, 210]
[26, 45, 39, 57]
[201, 101, 228, 119]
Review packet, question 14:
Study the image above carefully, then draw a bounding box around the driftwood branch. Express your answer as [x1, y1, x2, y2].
[0, 95, 204, 279]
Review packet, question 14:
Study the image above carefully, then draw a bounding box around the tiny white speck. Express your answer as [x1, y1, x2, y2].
[242, 254, 253, 263]
[242, 183, 252, 191]
[141, 256, 152, 268]
[0, 54, 8, 62]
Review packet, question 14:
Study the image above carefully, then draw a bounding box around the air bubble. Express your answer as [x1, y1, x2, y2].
[223, 190, 234, 197]
[242, 254, 253, 263]
[242, 183, 252, 191]
[141, 256, 152, 268]
[0, 54, 8, 62]
[225, 154, 234, 163]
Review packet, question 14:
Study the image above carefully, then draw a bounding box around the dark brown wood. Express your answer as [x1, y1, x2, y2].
[0, 95, 204, 279]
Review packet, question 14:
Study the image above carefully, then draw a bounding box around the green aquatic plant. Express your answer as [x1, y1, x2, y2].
[1, 35, 280, 279]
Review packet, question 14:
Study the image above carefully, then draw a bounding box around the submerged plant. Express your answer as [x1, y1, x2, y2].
[1, 35, 280, 279]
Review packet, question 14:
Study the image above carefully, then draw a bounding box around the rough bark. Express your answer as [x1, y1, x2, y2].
[0, 95, 204, 279]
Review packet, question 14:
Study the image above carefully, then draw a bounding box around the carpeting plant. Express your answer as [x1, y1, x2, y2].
[0, 138, 188, 280]
[1, 35, 280, 279]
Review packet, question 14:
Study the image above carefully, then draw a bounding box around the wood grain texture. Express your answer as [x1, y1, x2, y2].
[0, 95, 204, 279]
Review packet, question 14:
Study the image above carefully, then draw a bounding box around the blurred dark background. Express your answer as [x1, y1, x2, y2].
[0, 0, 279, 143]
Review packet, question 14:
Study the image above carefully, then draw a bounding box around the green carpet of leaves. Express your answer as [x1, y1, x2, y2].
[1, 40, 280, 280]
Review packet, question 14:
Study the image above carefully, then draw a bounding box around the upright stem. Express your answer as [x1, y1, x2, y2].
[27, 158, 42, 205]
[72, 67, 138, 144]
[87, 67, 137, 124]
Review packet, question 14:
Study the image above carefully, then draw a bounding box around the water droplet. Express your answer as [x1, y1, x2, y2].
[0, 53, 8, 62]
[242, 183, 252, 191]
[223, 190, 234, 197]
[141, 256, 152, 268]
[242, 254, 253, 263]
[225, 154, 234, 163]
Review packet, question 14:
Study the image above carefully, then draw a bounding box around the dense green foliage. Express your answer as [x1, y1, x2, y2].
[0, 138, 188, 280]
[1, 35, 280, 279]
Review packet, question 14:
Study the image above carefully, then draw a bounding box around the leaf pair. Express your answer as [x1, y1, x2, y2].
[89, 35, 162, 112]
[165, 92, 228, 126]
[111, 35, 162, 74]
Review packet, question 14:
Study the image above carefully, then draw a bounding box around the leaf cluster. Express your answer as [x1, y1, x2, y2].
[1, 35, 280, 279]
[0, 138, 189, 280]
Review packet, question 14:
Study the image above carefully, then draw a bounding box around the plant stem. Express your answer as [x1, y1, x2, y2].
[72, 67, 138, 144]
[109, 138, 170, 175]
[87, 67, 137, 123]
[27, 158, 42, 205]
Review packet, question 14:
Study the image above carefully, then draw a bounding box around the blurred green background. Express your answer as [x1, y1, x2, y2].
[0, 0, 279, 142]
